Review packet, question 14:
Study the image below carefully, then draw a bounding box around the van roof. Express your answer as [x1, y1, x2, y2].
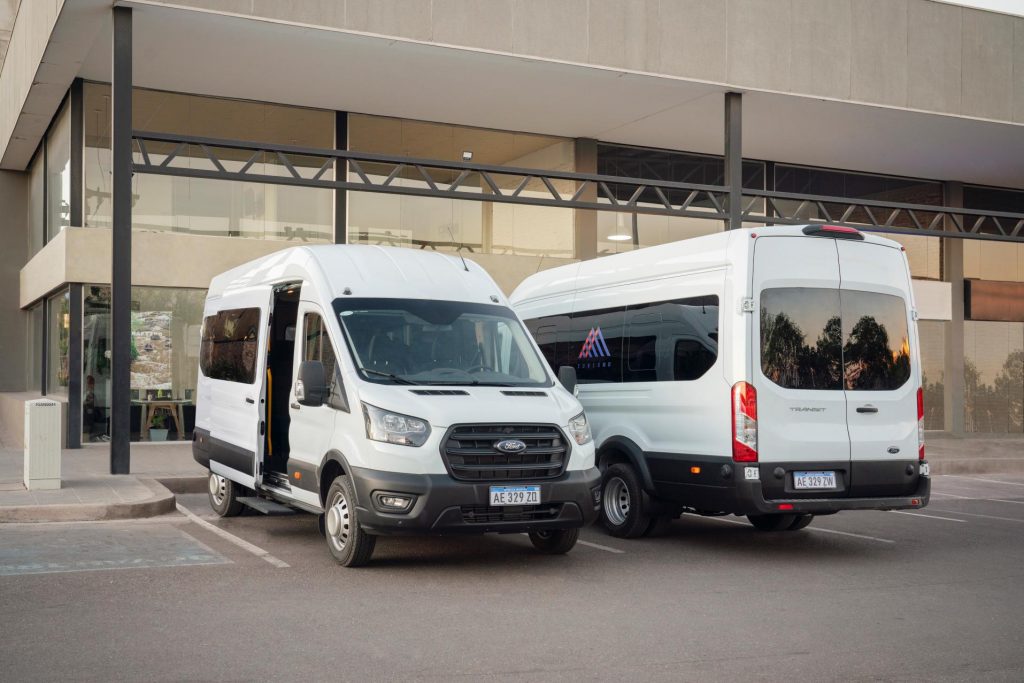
[206, 245, 504, 305]
[510, 225, 903, 304]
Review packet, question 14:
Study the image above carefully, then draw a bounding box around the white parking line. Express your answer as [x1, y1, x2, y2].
[700, 515, 895, 544]
[578, 539, 626, 554]
[891, 511, 967, 523]
[929, 491, 970, 499]
[928, 508, 1024, 524]
[945, 475, 1024, 488]
[176, 503, 290, 568]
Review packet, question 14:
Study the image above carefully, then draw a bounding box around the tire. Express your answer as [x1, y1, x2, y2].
[787, 514, 814, 531]
[317, 513, 326, 537]
[747, 513, 798, 531]
[600, 463, 651, 538]
[644, 515, 674, 537]
[528, 528, 579, 555]
[207, 472, 244, 517]
[323, 476, 376, 567]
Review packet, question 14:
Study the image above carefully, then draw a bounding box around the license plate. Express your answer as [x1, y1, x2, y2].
[793, 471, 837, 490]
[489, 485, 541, 506]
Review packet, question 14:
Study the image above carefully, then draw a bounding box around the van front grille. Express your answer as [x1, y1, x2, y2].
[441, 424, 568, 482]
[460, 504, 563, 524]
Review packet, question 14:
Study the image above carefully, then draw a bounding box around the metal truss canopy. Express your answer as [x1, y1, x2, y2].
[131, 131, 1024, 243]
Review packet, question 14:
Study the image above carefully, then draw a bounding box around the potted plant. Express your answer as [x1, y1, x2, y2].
[149, 412, 169, 442]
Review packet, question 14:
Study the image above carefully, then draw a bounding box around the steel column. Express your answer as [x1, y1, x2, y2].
[943, 181, 965, 435]
[67, 284, 83, 449]
[110, 6, 132, 474]
[573, 138, 598, 259]
[724, 92, 743, 230]
[334, 111, 348, 244]
[69, 79, 84, 228]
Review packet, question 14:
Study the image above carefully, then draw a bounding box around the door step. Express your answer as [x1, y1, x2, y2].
[238, 497, 296, 516]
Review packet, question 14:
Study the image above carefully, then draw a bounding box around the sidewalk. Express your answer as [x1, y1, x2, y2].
[0, 440, 206, 523]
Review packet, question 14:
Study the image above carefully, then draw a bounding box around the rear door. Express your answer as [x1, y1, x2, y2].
[837, 240, 919, 496]
[753, 236, 851, 498]
[200, 289, 271, 488]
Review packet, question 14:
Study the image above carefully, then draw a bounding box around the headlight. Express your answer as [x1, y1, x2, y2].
[567, 412, 592, 446]
[362, 403, 431, 447]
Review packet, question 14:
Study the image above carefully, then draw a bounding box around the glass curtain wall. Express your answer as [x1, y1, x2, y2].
[26, 305, 44, 392]
[918, 320, 946, 430]
[46, 289, 71, 396]
[774, 165, 943, 280]
[45, 100, 72, 241]
[348, 114, 575, 258]
[964, 321, 1024, 434]
[82, 285, 205, 443]
[595, 144, 764, 255]
[28, 151, 45, 256]
[963, 186, 1024, 282]
[83, 83, 334, 242]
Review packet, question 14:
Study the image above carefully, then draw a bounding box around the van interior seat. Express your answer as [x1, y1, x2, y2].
[367, 333, 409, 374]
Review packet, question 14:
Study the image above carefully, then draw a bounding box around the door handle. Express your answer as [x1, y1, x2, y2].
[856, 405, 878, 414]
[290, 402, 301, 410]
[245, 397, 255, 404]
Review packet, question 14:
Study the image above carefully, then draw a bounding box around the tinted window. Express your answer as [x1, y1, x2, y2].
[760, 288, 911, 391]
[526, 295, 719, 384]
[761, 288, 843, 390]
[622, 297, 719, 383]
[571, 306, 625, 384]
[200, 307, 261, 383]
[303, 313, 346, 409]
[841, 291, 911, 391]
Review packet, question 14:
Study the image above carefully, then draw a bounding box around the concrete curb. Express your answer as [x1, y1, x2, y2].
[0, 477, 177, 523]
[156, 476, 208, 495]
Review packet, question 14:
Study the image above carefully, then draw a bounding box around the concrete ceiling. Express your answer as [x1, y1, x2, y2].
[18, 0, 1024, 189]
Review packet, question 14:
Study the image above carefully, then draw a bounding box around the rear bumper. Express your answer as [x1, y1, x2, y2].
[349, 466, 602, 536]
[647, 454, 930, 515]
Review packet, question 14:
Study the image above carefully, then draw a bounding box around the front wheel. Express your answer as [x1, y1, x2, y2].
[208, 472, 244, 517]
[528, 528, 579, 555]
[600, 463, 651, 538]
[324, 476, 376, 567]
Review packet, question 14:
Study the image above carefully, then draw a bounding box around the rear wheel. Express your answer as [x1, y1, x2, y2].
[528, 528, 579, 555]
[747, 513, 797, 531]
[600, 463, 651, 538]
[787, 514, 814, 531]
[324, 476, 376, 567]
[207, 472, 244, 517]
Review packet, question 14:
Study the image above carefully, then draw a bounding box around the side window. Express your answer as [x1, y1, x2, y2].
[572, 306, 625, 384]
[303, 313, 347, 410]
[622, 296, 719, 383]
[525, 315, 573, 373]
[200, 307, 261, 384]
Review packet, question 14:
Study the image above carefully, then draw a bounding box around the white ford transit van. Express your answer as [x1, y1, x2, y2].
[193, 246, 600, 566]
[511, 225, 930, 538]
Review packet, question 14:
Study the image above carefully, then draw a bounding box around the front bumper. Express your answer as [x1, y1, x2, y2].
[349, 466, 602, 535]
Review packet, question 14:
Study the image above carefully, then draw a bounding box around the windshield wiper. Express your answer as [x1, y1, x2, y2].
[358, 368, 417, 385]
[421, 380, 519, 387]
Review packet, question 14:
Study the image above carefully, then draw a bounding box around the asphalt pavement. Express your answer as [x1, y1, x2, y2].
[2, 474, 1023, 682]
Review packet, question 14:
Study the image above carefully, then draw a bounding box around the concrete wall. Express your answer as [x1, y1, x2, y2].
[0, 169, 26, 391]
[153, 0, 1024, 125]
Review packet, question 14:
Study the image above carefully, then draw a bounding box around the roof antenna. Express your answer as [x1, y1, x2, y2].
[445, 223, 469, 272]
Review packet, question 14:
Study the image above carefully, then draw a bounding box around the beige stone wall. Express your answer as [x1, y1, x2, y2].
[151, 0, 1024, 125]
[20, 227, 575, 303]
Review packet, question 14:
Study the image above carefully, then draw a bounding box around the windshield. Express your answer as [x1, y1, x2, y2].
[333, 298, 552, 387]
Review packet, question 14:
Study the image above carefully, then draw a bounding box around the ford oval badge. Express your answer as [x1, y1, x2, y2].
[887, 447, 901, 454]
[495, 439, 527, 454]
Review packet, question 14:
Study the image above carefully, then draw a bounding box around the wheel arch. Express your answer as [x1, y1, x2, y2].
[318, 450, 355, 507]
[597, 436, 655, 493]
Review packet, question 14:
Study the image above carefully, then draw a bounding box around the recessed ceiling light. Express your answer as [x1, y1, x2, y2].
[606, 234, 631, 241]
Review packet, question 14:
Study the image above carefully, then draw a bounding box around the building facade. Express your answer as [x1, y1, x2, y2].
[0, 0, 1022, 462]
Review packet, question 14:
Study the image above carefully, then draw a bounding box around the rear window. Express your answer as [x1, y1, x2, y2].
[760, 288, 910, 391]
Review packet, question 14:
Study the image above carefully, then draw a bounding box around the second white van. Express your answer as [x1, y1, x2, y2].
[511, 225, 930, 538]
[193, 245, 600, 565]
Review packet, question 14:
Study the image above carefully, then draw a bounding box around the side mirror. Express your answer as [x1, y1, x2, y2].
[558, 366, 578, 394]
[296, 360, 327, 407]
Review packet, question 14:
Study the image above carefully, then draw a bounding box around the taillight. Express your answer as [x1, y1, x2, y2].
[917, 386, 925, 461]
[732, 381, 758, 462]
